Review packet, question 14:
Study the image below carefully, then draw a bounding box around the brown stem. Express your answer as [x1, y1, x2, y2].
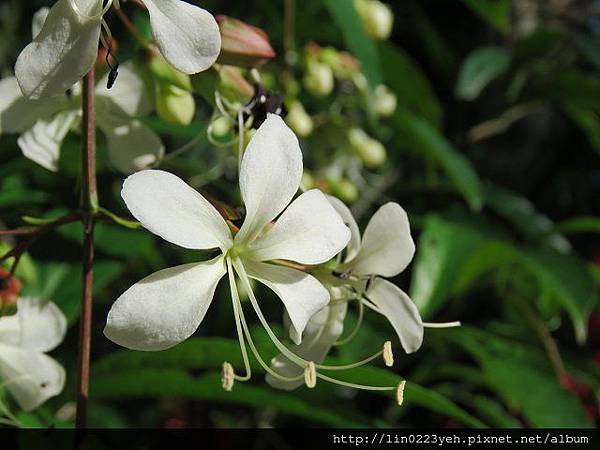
[75, 68, 97, 429]
[115, 7, 150, 47]
[0, 213, 81, 237]
[515, 299, 568, 382]
[283, 0, 296, 54]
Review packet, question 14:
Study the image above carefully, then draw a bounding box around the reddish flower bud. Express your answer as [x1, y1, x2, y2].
[0, 268, 21, 317]
[216, 15, 276, 67]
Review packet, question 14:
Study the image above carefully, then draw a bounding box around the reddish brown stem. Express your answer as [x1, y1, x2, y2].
[75, 68, 97, 429]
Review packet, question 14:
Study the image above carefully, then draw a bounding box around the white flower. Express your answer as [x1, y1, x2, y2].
[0, 61, 164, 174]
[15, 0, 221, 100]
[266, 197, 423, 391]
[0, 298, 66, 411]
[330, 196, 424, 353]
[103, 115, 351, 355]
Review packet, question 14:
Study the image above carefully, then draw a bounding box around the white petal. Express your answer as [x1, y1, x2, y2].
[18, 111, 78, 172]
[367, 278, 423, 353]
[96, 61, 152, 117]
[121, 170, 232, 251]
[0, 77, 67, 134]
[248, 189, 350, 265]
[104, 256, 226, 351]
[142, 0, 221, 74]
[99, 118, 164, 174]
[0, 298, 66, 352]
[241, 259, 329, 344]
[236, 115, 303, 244]
[327, 195, 361, 262]
[0, 343, 65, 411]
[14, 0, 102, 99]
[266, 303, 347, 390]
[32, 7, 51, 39]
[349, 202, 415, 277]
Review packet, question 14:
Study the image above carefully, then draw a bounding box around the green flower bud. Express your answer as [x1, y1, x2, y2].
[328, 177, 359, 203]
[149, 53, 192, 91]
[156, 81, 196, 126]
[373, 84, 397, 117]
[210, 116, 233, 140]
[303, 60, 334, 97]
[348, 128, 387, 168]
[286, 101, 314, 138]
[355, 0, 394, 41]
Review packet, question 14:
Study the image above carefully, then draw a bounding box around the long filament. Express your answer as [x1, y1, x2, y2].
[226, 258, 251, 381]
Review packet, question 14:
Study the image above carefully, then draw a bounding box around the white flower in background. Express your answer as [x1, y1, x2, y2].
[267, 197, 434, 392]
[104, 115, 359, 389]
[0, 59, 164, 174]
[15, 0, 221, 99]
[0, 298, 66, 411]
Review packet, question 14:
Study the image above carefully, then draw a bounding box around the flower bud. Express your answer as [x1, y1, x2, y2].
[321, 47, 361, 80]
[211, 116, 233, 139]
[219, 66, 255, 103]
[355, 0, 394, 41]
[304, 361, 317, 388]
[149, 53, 192, 92]
[216, 15, 276, 67]
[328, 177, 359, 203]
[303, 60, 334, 97]
[286, 101, 313, 138]
[348, 128, 387, 168]
[0, 268, 21, 317]
[373, 84, 397, 117]
[156, 81, 196, 126]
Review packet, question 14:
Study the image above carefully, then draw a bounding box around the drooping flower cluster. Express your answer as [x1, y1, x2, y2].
[0, 8, 164, 174]
[0, 298, 66, 412]
[15, 0, 221, 100]
[0, 59, 163, 174]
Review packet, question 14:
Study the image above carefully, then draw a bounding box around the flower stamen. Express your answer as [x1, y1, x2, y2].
[383, 341, 394, 367]
[304, 361, 316, 388]
[396, 380, 406, 406]
[221, 362, 235, 391]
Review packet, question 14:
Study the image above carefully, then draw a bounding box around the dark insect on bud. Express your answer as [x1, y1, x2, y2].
[245, 84, 287, 129]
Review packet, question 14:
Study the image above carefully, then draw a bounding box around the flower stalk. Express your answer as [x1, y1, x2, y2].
[76, 68, 98, 429]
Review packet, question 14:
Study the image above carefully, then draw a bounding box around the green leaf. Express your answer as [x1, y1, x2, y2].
[521, 250, 597, 343]
[562, 104, 600, 154]
[456, 46, 510, 100]
[555, 216, 600, 234]
[410, 215, 597, 341]
[324, 0, 382, 88]
[380, 43, 442, 127]
[461, 0, 510, 34]
[92, 338, 483, 427]
[57, 222, 155, 259]
[393, 110, 484, 211]
[484, 184, 570, 252]
[409, 215, 505, 317]
[92, 370, 369, 427]
[451, 327, 593, 427]
[22, 261, 123, 324]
